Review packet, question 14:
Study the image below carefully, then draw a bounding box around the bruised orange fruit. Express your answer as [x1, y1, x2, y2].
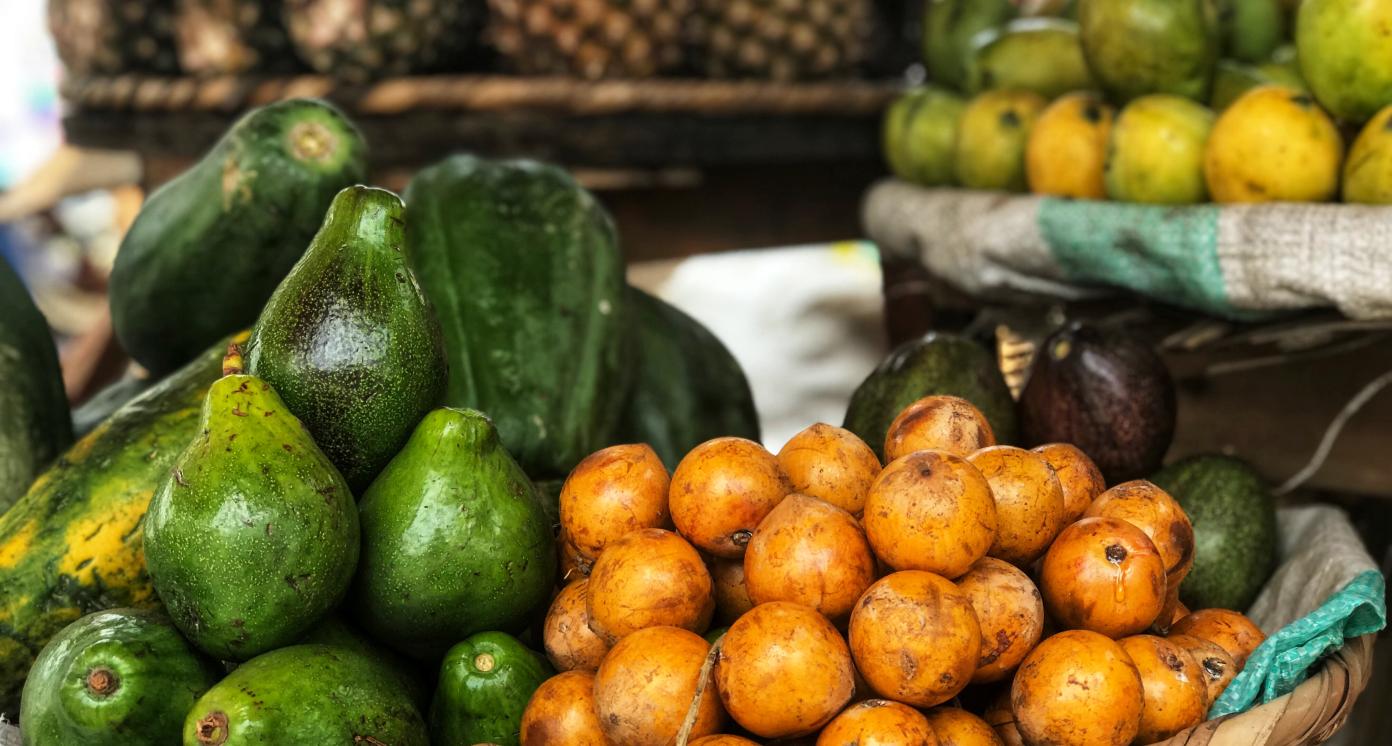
[849, 570, 981, 707]
[1170, 608, 1265, 668]
[1032, 442, 1106, 524]
[560, 443, 671, 567]
[711, 556, 755, 625]
[816, 699, 939, 746]
[1085, 480, 1195, 590]
[670, 437, 792, 558]
[520, 671, 608, 746]
[983, 687, 1026, 746]
[1040, 516, 1167, 638]
[862, 450, 997, 578]
[716, 601, 855, 738]
[593, 626, 724, 745]
[884, 395, 996, 461]
[967, 446, 1067, 566]
[777, 422, 882, 514]
[1118, 634, 1210, 742]
[1170, 633, 1238, 705]
[924, 707, 1004, 746]
[690, 737, 760, 746]
[955, 557, 1045, 684]
[543, 578, 610, 672]
[1011, 630, 1143, 746]
[587, 528, 714, 643]
[744, 494, 876, 623]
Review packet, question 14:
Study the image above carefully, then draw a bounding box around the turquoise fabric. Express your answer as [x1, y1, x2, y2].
[1036, 199, 1260, 319]
[1211, 570, 1386, 718]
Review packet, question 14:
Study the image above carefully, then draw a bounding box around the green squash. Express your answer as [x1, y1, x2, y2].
[0, 333, 237, 714]
[183, 644, 428, 745]
[20, 608, 221, 745]
[351, 408, 557, 660]
[0, 257, 71, 511]
[404, 155, 632, 481]
[110, 98, 366, 375]
[430, 632, 553, 746]
[245, 185, 447, 492]
[619, 286, 760, 470]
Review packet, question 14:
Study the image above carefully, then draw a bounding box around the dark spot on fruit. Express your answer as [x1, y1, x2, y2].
[1083, 103, 1103, 123]
[1203, 657, 1226, 679]
[732, 530, 753, 547]
[1163, 651, 1185, 672]
[231, 406, 247, 417]
[1105, 544, 1127, 564]
[1000, 110, 1021, 128]
[281, 443, 294, 453]
[1291, 94, 1314, 108]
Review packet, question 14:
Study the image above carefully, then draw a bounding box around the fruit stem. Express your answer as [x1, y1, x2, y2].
[473, 652, 496, 673]
[675, 635, 723, 746]
[85, 666, 118, 697]
[197, 712, 229, 745]
[222, 343, 245, 376]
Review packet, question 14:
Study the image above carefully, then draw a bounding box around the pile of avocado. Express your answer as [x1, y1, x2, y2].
[1, 98, 760, 745]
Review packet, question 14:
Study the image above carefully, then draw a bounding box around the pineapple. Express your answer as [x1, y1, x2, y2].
[690, 0, 874, 81]
[49, 0, 180, 75]
[283, 0, 486, 82]
[175, 0, 300, 75]
[487, 0, 692, 80]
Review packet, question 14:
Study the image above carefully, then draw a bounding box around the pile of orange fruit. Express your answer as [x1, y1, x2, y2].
[519, 395, 1267, 746]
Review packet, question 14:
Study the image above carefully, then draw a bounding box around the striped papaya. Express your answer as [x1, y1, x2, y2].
[0, 333, 240, 713]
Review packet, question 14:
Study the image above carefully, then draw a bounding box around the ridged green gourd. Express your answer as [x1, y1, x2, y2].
[20, 608, 221, 745]
[351, 408, 557, 660]
[245, 185, 447, 492]
[430, 632, 553, 746]
[142, 371, 360, 661]
[404, 155, 631, 480]
[0, 257, 71, 512]
[0, 333, 237, 714]
[183, 644, 428, 745]
[110, 98, 366, 375]
[619, 286, 761, 470]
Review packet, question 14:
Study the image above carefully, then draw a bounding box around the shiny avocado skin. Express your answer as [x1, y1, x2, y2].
[182, 644, 428, 745]
[245, 185, 448, 492]
[351, 408, 557, 661]
[429, 631, 553, 746]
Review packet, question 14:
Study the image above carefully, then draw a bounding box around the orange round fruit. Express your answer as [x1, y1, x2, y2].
[744, 494, 877, 623]
[670, 437, 792, 558]
[1084, 480, 1194, 589]
[862, 450, 997, 578]
[983, 687, 1026, 746]
[1032, 442, 1105, 524]
[520, 671, 608, 746]
[924, 707, 1004, 746]
[543, 578, 610, 672]
[560, 443, 671, 567]
[593, 626, 724, 745]
[559, 533, 587, 580]
[587, 528, 714, 643]
[1040, 516, 1167, 638]
[1170, 633, 1238, 705]
[883, 395, 996, 461]
[711, 556, 755, 625]
[1118, 634, 1209, 742]
[716, 601, 855, 738]
[777, 422, 881, 514]
[816, 699, 939, 746]
[967, 446, 1067, 566]
[690, 737, 760, 746]
[955, 557, 1045, 684]
[1010, 630, 1143, 746]
[848, 570, 982, 707]
[1170, 608, 1265, 668]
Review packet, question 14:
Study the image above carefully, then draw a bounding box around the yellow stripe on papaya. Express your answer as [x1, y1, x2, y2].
[0, 521, 38, 570]
[55, 489, 156, 587]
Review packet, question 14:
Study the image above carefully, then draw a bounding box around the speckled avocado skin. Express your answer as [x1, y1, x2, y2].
[351, 408, 557, 660]
[245, 185, 447, 492]
[182, 644, 428, 745]
[142, 374, 360, 661]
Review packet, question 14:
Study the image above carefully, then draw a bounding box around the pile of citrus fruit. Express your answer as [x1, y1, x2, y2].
[520, 394, 1267, 745]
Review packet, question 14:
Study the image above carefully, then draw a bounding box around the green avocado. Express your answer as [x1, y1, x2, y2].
[0, 257, 71, 511]
[20, 608, 221, 745]
[844, 332, 1017, 460]
[298, 616, 432, 709]
[142, 373, 360, 661]
[351, 408, 557, 660]
[245, 185, 447, 492]
[1079, 0, 1220, 102]
[430, 632, 553, 746]
[109, 99, 366, 375]
[182, 644, 428, 745]
[1151, 454, 1278, 611]
[923, 0, 1016, 91]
